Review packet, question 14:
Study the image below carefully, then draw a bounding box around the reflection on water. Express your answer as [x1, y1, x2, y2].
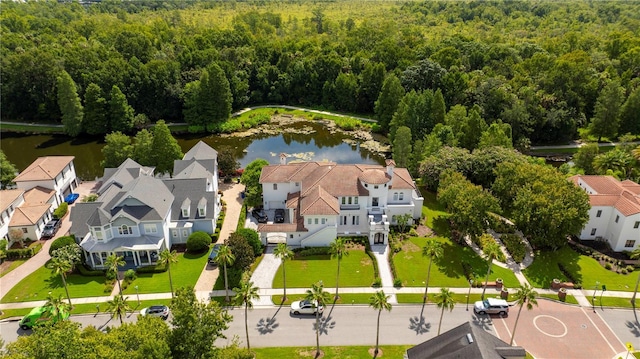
[1, 121, 386, 180]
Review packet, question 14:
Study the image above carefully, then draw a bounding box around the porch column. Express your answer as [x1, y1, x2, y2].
[89, 251, 95, 268]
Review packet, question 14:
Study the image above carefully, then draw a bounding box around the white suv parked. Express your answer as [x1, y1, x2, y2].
[473, 298, 509, 315]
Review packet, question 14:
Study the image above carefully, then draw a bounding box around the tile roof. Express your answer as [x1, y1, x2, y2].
[300, 186, 340, 215]
[571, 175, 640, 216]
[358, 168, 391, 184]
[22, 186, 55, 204]
[9, 204, 50, 226]
[0, 189, 24, 212]
[13, 156, 74, 182]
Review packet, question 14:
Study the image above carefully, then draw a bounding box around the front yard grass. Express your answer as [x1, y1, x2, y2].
[421, 190, 450, 235]
[252, 345, 412, 358]
[272, 293, 374, 305]
[272, 249, 376, 289]
[123, 250, 208, 295]
[0, 299, 173, 320]
[1, 261, 106, 303]
[0, 259, 28, 278]
[537, 294, 580, 305]
[523, 246, 638, 292]
[392, 236, 520, 289]
[396, 293, 485, 304]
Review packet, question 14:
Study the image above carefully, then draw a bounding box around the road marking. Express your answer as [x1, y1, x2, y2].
[532, 315, 567, 338]
[594, 310, 627, 349]
[580, 307, 619, 355]
[497, 315, 513, 344]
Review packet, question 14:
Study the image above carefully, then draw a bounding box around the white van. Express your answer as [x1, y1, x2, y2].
[473, 298, 509, 315]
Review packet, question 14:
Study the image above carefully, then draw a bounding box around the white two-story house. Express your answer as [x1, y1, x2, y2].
[570, 175, 640, 252]
[257, 156, 423, 247]
[12, 156, 78, 209]
[70, 141, 221, 269]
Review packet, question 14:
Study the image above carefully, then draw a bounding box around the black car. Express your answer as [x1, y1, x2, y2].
[208, 243, 222, 265]
[41, 219, 61, 239]
[274, 209, 285, 223]
[251, 208, 268, 223]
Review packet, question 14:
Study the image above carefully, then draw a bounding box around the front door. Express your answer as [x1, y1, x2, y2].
[374, 233, 384, 244]
[372, 197, 379, 207]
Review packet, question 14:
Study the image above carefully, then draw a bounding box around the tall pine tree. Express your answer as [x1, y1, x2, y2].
[57, 70, 83, 137]
[109, 85, 135, 133]
[589, 80, 624, 141]
[151, 120, 183, 175]
[84, 83, 108, 136]
[374, 74, 405, 133]
[184, 63, 232, 129]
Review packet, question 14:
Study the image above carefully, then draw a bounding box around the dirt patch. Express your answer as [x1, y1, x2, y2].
[401, 240, 420, 253]
[360, 257, 372, 266]
[368, 348, 384, 357]
[415, 225, 433, 237]
[298, 349, 324, 358]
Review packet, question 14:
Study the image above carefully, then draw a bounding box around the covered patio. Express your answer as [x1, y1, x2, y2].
[80, 234, 165, 269]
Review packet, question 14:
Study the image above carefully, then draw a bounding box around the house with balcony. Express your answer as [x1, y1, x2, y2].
[70, 141, 221, 269]
[12, 156, 78, 210]
[257, 156, 423, 247]
[570, 175, 640, 252]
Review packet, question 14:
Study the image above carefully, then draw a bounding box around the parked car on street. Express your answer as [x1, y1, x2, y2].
[290, 300, 324, 315]
[473, 298, 509, 315]
[251, 208, 268, 223]
[64, 193, 79, 204]
[140, 305, 170, 320]
[19, 305, 69, 330]
[208, 243, 223, 265]
[41, 219, 61, 239]
[274, 209, 285, 223]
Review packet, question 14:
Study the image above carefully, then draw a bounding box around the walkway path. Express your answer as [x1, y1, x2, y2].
[250, 245, 281, 306]
[194, 182, 244, 301]
[371, 244, 397, 303]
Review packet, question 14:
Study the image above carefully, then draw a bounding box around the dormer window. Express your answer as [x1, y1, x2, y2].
[181, 198, 191, 218]
[198, 197, 207, 217]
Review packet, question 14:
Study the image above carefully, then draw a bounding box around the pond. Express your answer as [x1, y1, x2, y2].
[1, 116, 389, 180]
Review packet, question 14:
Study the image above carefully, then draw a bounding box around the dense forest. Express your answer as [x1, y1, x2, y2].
[1, 0, 639, 145]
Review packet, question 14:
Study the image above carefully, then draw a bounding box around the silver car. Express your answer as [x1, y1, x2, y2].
[140, 305, 170, 320]
[290, 300, 324, 315]
[473, 298, 509, 315]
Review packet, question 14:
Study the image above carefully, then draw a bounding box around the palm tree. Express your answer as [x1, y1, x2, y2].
[158, 249, 178, 298]
[50, 257, 73, 306]
[305, 281, 332, 358]
[273, 243, 294, 301]
[233, 280, 260, 352]
[105, 254, 125, 296]
[107, 295, 131, 325]
[435, 288, 455, 335]
[510, 283, 538, 345]
[369, 290, 392, 357]
[422, 239, 443, 303]
[631, 248, 640, 307]
[43, 292, 70, 321]
[329, 237, 349, 300]
[481, 241, 502, 300]
[215, 244, 235, 302]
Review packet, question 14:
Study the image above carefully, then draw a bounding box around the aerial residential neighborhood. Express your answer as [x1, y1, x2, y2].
[1, 1, 640, 358]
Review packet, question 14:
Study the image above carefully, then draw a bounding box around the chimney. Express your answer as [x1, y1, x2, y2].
[280, 153, 287, 165]
[386, 159, 395, 178]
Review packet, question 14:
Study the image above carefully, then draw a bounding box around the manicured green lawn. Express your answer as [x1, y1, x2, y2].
[123, 250, 209, 295]
[537, 293, 580, 305]
[523, 246, 638, 291]
[421, 190, 450, 235]
[393, 236, 520, 289]
[272, 250, 376, 289]
[272, 293, 375, 305]
[1, 262, 106, 303]
[252, 345, 412, 358]
[0, 259, 28, 277]
[591, 296, 637, 308]
[396, 293, 485, 305]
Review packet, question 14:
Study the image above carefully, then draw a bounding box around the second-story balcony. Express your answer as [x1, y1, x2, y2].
[340, 204, 361, 210]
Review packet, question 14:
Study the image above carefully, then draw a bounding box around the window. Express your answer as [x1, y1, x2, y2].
[596, 210, 602, 218]
[314, 218, 318, 224]
[615, 215, 620, 223]
[393, 192, 398, 201]
[144, 224, 157, 234]
[354, 197, 358, 204]
[296, 182, 300, 187]
[399, 192, 404, 201]
[341, 216, 347, 225]
[118, 225, 132, 235]
[182, 208, 189, 217]
[290, 234, 294, 238]
[372, 197, 379, 206]
[364, 184, 368, 188]
[374, 185, 379, 189]
[590, 228, 597, 235]
[22, 228, 28, 233]
[634, 221, 640, 229]
[95, 229, 103, 240]
[182, 229, 188, 237]
[348, 197, 352, 205]
[352, 216, 359, 225]
[198, 208, 205, 217]
[321, 218, 326, 224]
[342, 197, 346, 205]
[308, 218, 312, 224]
[172, 230, 178, 237]
[625, 240, 636, 248]
[273, 184, 278, 190]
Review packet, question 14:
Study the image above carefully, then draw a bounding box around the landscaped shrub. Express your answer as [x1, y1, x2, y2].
[393, 278, 403, 288]
[124, 269, 137, 281]
[626, 265, 635, 272]
[235, 228, 263, 255]
[53, 202, 68, 219]
[501, 234, 526, 263]
[105, 270, 117, 280]
[236, 203, 247, 231]
[48, 236, 76, 255]
[227, 232, 255, 270]
[621, 269, 628, 274]
[557, 262, 581, 289]
[372, 278, 382, 288]
[136, 264, 167, 274]
[605, 263, 612, 270]
[295, 247, 330, 257]
[388, 249, 398, 282]
[186, 231, 212, 253]
[5, 248, 34, 259]
[29, 242, 43, 255]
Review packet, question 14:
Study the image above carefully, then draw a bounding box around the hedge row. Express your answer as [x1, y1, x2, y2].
[501, 234, 526, 263]
[295, 247, 330, 257]
[5, 247, 37, 260]
[558, 262, 582, 289]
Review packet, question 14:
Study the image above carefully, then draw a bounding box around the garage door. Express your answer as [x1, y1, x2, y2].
[266, 233, 287, 244]
[268, 201, 281, 210]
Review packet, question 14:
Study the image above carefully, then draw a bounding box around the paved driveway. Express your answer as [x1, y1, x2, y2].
[491, 299, 626, 359]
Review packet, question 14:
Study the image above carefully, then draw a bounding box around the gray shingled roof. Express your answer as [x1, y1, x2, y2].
[182, 141, 218, 160]
[406, 322, 525, 359]
[163, 178, 216, 221]
[173, 159, 215, 179]
[98, 158, 154, 194]
[69, 202, 101, 238]
[81, 234, 163, 252]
